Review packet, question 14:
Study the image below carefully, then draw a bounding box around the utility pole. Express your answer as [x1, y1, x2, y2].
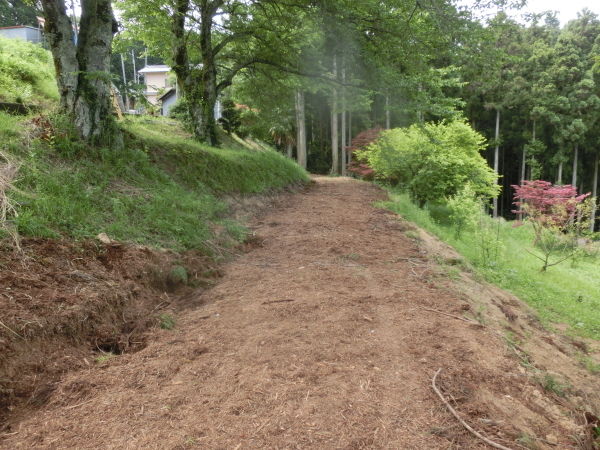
[120, 54, 129, 108]
[131, 49, 137, 84]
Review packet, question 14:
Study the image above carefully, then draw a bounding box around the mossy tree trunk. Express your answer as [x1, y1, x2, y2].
[41, 0, 120, 146]
[171, 0, 219, 146]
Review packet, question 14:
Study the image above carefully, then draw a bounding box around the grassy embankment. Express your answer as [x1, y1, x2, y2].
[383, 190, 600, 343]
[0, 37, 309, 253]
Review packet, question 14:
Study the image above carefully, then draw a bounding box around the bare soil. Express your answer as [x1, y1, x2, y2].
[1, 176, 600, 449]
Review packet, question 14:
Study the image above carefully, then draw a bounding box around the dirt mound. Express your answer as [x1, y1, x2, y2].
[0, 238, 219, 427]
[1, 176, 599, 449]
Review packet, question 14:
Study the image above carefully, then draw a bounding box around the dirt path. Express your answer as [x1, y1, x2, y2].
[2, 176, 598, 449]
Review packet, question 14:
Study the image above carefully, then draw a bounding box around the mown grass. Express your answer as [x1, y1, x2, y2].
[1, 112, 308, 252]
[382, 189, 600, 341]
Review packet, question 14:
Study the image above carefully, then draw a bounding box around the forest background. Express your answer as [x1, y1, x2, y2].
[1, 0, 600, 221]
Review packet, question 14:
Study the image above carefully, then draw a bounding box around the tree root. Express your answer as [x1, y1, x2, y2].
[432, 368, 515, 450]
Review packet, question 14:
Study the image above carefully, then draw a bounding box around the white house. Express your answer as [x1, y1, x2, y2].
[138, 64, 222, 119]
[137, 65, 173, 105]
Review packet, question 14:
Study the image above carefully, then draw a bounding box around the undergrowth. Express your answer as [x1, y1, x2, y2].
[382, 189, 600, 341]
[0, 112, 308, 252]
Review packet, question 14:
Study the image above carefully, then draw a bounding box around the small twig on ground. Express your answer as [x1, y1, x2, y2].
[149, 301, 167, 315]
[418, 307, 480, 326]
[254, 418, 270, 434]
[241, 263, 281, 267]
[262, 299, 295, 305]
[432, 368, 515, 450]
[312, 262, 365, 268]
[64, 399, 94, 410]
[0, 319, 25, 340]
[530, 436, 558, 446]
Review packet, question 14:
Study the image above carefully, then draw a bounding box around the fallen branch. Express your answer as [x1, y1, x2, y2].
[432, 368, 514, 450]
[262, 299, 295, 305]
[418, 307, 480, 326]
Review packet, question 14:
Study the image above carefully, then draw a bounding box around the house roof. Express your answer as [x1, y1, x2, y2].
[0, 26, 40, 30]
[157, 88, 176, 102]
[138, 65, 170, 74]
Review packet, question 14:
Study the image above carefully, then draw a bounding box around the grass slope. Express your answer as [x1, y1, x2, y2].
[0, 36, 58, 105]
[1, 113, 308, 251]
[383, 190, 600, 341]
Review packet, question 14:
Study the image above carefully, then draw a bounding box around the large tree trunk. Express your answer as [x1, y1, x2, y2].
[331, 55, 339, 175]
[492, 109, 500, 218]
[41, 0, 120, 145]
[171, 0, 219, 146]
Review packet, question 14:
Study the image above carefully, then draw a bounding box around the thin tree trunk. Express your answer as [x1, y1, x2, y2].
[41, 0, 120, 144]
[558, 161, 563, 184]
[295, 88, 306, 169]
[492, 109, 500, 218]
[591, 154, 598, 232]
[348, 110, 352, 164]
[385, 95, 390, 130]
[286, 142, 293, 159]
[331, 54, 339, 175]
[131, 49, 137, 84]
[417, 83, 423, 121]
[519, 144, 526, 221]
[341, 64, 346, 176]
[572, 142, 578, 189]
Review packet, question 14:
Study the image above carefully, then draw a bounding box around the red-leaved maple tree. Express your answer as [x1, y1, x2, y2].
[346, 126, 382, 180]
[513, 181, 589, 231]
[512, 180, 592, 270]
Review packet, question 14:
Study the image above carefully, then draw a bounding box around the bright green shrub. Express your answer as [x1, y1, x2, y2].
[447, 183, 481, 237]
[359, 121, 499, 207]
[0, 36, 58, 104]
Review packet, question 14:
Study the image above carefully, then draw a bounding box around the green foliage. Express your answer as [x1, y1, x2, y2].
[94, 352, 116, 363]
[447, 183, 480, 237]
[476, 211, 504, 267]
[168, 98, 193, 131]
[0, 0, 39, 27]
[159, 314, 176, 330]
[218, 99, 243, 135]
[0, 35, 58, 104]
[578, 355, 600, 375]
[381, 189, 600, 341]
[534, 373, 570, 397]
[360, 121, 499, 207]
[168, 266, 188, 285]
